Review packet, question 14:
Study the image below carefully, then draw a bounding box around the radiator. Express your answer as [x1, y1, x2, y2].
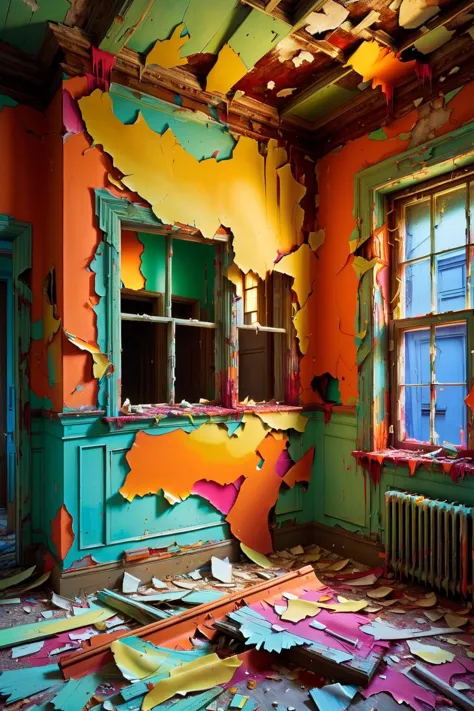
[385, 490, 473, 600]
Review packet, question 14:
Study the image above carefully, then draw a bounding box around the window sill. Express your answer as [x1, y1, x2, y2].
[352, 448, 474, 485]
[104, 404, 303, 431]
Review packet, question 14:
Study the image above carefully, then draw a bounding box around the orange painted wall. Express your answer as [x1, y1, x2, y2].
[307, 83, 474, 406]
[62, 78, 144, 409]
[0, 93, 63, 411]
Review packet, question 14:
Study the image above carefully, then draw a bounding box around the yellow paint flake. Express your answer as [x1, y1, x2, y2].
[112, 640, 170, 681]
[226, 263, 243, 297]
[444, 613, 468, 628]
[293, 299, 310, 355]
[345, 40, 382, 78]
[367, 586, 393, 599]
[255, 411, 308, 433]
[273, 244, 316, 307]
[65, 331, 112, 380]
[145, 23, 189, 70]
[78, 92, 306, 278]
[309, 229, 325, 251]
[280, 598, 321, 622]
[206, 44, 248, 95]
[352, 256, 379, 280]
[143, 653, 242, 710]
[241, 543, 273, 569]
[44, 300, 61, 344]
[407, 640, 455, 665]
[107, 173, 125, 190]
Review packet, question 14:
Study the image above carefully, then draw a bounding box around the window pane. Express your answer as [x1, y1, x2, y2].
[435, 385, 466, 446]
[434, 186, 467, 253]
[172, 238, 216, 321]
[175, 325, 215, 403]
[245, 287, 258, 314]
[404, 385, 430, 443]
[435, 248, 466, 313]
[403, 328, 430, 385]
[435, 323, 466, 384]
[239, 331, 279, 402]
[404, 260, 431, 317]
[405, 200, 430, 261]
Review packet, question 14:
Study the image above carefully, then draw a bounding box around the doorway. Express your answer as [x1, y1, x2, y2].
[0, 254, 14, 568]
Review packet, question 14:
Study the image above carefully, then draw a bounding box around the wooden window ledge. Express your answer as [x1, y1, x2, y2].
[352, 448, 474, 486]
[104, 404, 303, 430]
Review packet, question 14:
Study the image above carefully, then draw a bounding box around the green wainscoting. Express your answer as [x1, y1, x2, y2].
[31, 414, 314, 570]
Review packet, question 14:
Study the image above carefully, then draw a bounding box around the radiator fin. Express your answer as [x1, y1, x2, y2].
[385, 491, 473, 601]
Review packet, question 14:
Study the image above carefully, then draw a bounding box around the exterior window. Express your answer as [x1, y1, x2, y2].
[390, 177, 473, 449]
[120, 231, 294, 408]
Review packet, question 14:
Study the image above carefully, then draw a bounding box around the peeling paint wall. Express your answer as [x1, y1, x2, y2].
[312, 83, 474, 408]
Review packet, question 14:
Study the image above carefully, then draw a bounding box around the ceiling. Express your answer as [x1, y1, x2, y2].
[1, 0, 474, 154]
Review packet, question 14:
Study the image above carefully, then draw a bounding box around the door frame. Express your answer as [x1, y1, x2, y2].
[0, 216, 32, 565]
[0, 253, 14, 522]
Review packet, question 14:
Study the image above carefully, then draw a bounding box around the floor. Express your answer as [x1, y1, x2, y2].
[0, 508, 15, 570]
[0, 546, 473, 710]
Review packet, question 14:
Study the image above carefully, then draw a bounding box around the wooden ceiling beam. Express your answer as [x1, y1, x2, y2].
[399, 0, 474, 53]
[265, 0, 283, 11]
[292, 0, 329, 32]
[49, 23, 317, 151]
[280, 64, 353, 116]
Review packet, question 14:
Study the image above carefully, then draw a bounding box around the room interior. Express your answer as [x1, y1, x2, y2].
[1, 0, 474, 708]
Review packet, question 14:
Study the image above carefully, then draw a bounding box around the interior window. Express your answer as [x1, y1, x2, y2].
[391, 178, 471, 448]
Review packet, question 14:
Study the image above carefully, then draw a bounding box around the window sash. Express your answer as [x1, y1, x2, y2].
[390, 175, 474, 450]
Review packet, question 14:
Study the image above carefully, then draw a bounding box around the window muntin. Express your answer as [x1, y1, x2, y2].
[119, 231, 293, 408]
[391, 176, 473, 449]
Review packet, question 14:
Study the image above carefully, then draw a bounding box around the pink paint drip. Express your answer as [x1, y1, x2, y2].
[91, 47, 116, 91]
[415, 60, 432, 86]
[361, 668, 436, 711]
[62, 89, 85, 135]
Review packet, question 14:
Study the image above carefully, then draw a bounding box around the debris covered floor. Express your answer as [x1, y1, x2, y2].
[1, 547, 473, 711]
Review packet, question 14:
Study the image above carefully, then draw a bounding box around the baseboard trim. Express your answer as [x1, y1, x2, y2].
[311, 522, 384, 569]
[48, 521, 380, 595]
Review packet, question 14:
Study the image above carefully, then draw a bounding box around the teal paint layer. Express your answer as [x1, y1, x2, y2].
[0, 94, 18, 111]
[290, 84, 358, 122]
[111, 84, 236, 162]
[369, 127, 388, 141]
[0, 0, 70, 56]
[172, 237, 215, 318]
[228, 8, 290, 69]
[89, 241, 108, 410]
[127, 0, 241, 57]
[31, 318, 42, 340]
[137, 231, 166, 293]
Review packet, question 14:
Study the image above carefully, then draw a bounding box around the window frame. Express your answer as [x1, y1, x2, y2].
[94, 190, 299, 415]
[389, 174, 474, 451]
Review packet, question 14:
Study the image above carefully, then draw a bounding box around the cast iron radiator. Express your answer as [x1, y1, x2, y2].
[385, 490, 473, 600]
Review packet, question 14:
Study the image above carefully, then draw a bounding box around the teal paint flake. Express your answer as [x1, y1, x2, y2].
[47, 347, 57, 388]
[127, 0, 240, 58]
[51, 669, 112, 711]
[309, 684, 358, 711]
[0, 663, 63, 703]
[228, 9, 290, 69]
[89, 240, 108, 410]
[225, 419, 243, 436]
[369, 127, 388, 141]
[399, 132, 411, 141]
[445, 86, 463, 104]
[182, 589, 225, 604]
[111, 85, 236, 162]
[228, 607, 306, 653]
[0, 94, 18, 111]
[31, 318, 42, 340]
[30, 389, 52, 411]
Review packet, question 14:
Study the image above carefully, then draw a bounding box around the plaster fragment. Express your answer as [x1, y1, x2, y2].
[414, 25, 454, 54]
[399, 0, 439, 29]
[305, 0, 349, 35]
[267, 80, 276, 90]
[145, 23, 189, 70]
[309, 229, 325, 251]
[292, 51, 314, 67]
[65, 330, 112, 380]
[276, 88, 296, 98]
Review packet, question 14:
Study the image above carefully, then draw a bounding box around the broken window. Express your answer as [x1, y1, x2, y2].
[119, 230, 295, 408]
[390, 175, 473, 449]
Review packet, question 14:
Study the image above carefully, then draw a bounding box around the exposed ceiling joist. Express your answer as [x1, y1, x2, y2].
[400, 0, 474, 53]
[281, 64, 353, 116]
[265, 0, 284, 11]
[292, 0, 328, 32]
